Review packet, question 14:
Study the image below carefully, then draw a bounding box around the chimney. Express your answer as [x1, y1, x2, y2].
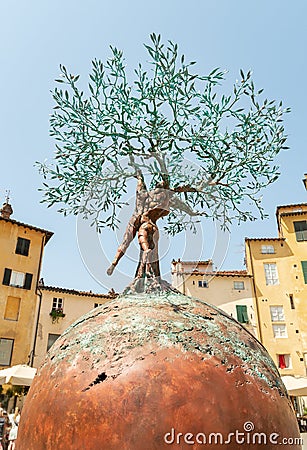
[303, 174, 307, 191]
[0, 201, 13, 219]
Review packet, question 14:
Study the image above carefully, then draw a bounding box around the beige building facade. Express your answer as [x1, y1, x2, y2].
[171, 259, 257, 337]
[245, 203, 307, 377]
[33, 285, 115, 368]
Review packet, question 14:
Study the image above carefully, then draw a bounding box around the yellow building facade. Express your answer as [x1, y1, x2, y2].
[245, 203, 307, 377]
[0, 202, 53, 368]
[0, 200, 117, 371]
[33, 285, 115, 368]
[171, 260, 258, 337]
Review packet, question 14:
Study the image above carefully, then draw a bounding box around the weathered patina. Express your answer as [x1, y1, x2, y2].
[17, 293, 300, 450]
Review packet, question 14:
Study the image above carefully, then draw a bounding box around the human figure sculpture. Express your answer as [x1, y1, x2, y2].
[107, 172, 174, 292]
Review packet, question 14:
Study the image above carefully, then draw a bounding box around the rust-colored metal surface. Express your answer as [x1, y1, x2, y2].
[17, 293, 300, 449]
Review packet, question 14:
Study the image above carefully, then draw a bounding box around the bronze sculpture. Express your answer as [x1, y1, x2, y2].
[18, 35, 301, 450]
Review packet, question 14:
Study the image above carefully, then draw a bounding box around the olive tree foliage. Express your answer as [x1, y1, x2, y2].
[38, 33, 289, 235]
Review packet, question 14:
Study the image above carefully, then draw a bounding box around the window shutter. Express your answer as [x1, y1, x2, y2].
[23, 239, 30, 256]
[242, 306, 249, 323]
[2, 268, 11, 286]
[302, 261, 307, 284]
[4, 296, 21, 321]
[15, 239, 22, 254]
[236, 305, 248, 323]
[23, 273, 33, 290]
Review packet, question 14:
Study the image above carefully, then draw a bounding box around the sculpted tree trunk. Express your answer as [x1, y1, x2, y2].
[107, 174, 178, 293]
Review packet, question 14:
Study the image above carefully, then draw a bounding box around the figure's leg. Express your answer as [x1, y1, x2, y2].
[124, 222, 179, 295]
[150, 226, 160, 277]
[107, 215, 139, 275]
[134, 225, 150, 279]
[135, 224, 161, 279]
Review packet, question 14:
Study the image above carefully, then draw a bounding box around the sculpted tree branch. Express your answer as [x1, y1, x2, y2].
[37, 33, 290, 293]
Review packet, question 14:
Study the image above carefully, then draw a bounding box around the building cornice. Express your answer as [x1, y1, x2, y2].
[276, 203, 307, 211]
[279, 211, 307, 218]
[41, 285, 117, 299]
[172, 259, 212, 266]
[0, 216, 53, 244]
[173, 271, 252, 278]
[245, 237, 285, 242]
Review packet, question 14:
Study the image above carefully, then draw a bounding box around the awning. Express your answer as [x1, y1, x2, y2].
[0, 364, 37, 386]
[282, 375, 307, 396]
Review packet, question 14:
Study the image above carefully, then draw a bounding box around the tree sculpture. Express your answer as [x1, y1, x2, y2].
[39, 34, 289, 293]
[19, 37, 300, 450]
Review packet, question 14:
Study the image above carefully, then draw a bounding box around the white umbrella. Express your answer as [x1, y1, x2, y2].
[0, 364, 36, 386]
[282, 375, 307, 396]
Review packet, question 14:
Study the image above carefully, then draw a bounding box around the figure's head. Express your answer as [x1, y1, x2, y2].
[155, 179, 169, 189]
[140, 214, 150, 224]
[155, 181, 164, 189]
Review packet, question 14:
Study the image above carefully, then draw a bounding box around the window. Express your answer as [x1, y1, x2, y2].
[2, 268, 33, 290]
[198, 280, 208, 288]
[289, 294, 295, 310]
[52, 298, 63, 310]
[0, 338, 14, 366]
[4, 296, 21, 321]
[94, 303, 105, 308]
[301, 261, 307, 284]
[236, 305, 249, 323]
[234, 281, 244, 290]
[277, 354, 291, 369]
[10, 271, 25, 288]
[270, 306, 285, 322]
[15, 237, 30, 256]
[272, 324, 287, 338]
[294, 221, 307, 242]
[261, 245, 275, 254]
[47, 334, 61, 352]
[264, 263, 279, 285]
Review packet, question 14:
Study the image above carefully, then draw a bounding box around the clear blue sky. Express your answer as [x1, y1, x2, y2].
[1, 1, 306, 293]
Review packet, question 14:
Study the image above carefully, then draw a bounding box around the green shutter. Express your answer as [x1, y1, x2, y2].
[302, 261, 307, 284]
[236, 305, 249, 323]
[23, 273, 33, 290]
[2, 268, 11, 286]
